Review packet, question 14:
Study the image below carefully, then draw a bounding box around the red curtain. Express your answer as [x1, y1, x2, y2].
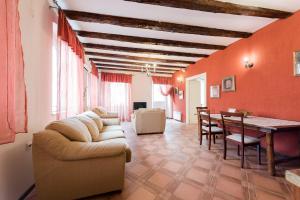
[90, 62, 99, 107]
[101, 72, 132, 83]
[100, 72, 132, 121]
[152, 76, 173, 85]
[91, 61, 99, 78]
[56, 10, 84, 119]
[0, 0, 27, 144]
[58, 10, 84, 60]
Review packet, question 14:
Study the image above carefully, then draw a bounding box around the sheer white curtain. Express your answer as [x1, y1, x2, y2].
[55, 39, 84, 119]
[152, 84, 173, 118]
[100, 81, 132, 121]
[90, 73, 99, 108]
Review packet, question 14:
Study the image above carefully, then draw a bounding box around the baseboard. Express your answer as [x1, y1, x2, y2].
[18, 184, 35, 200]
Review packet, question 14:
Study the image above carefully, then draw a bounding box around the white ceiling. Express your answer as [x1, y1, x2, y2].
[56, 0, 300, 71]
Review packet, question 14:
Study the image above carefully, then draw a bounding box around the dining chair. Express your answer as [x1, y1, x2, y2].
[220, 111, 261, 168]
[196, 107, 218, 127]
[198, 109, 223, 150]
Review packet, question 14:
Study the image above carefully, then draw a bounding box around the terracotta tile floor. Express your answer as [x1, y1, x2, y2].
[29, 120, 298, 200]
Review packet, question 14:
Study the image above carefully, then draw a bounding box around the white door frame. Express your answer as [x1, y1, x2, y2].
[185, 73, 207, 124]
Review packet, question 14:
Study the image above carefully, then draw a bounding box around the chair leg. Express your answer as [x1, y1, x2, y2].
[208, 133, 211, 150]
[223, 140, 227, 159]
[199, 131, 203, 145]
[237, 144, 240, 156]
[213, 133, 216, 144]
[257, 144, 261, 165]
[241, 145, 245, 168]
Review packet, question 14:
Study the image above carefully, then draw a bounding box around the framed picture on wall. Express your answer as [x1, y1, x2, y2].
[222, 76, 236, 92]
[179, 90, 184, 100]
[294, 51, 300, 76]
[210, 85, 220, 98]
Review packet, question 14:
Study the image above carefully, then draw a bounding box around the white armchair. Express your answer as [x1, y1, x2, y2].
[131, 109, 166, 135]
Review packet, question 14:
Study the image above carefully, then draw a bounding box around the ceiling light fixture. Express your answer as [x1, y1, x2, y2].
[141, 63, 157, 76]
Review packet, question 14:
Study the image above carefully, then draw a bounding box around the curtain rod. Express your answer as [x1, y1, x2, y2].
[53, 0, 61, 9]
[49, 0, 61, 10]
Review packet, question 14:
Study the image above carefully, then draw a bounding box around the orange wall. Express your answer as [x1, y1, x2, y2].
[173, 10, 300, 156]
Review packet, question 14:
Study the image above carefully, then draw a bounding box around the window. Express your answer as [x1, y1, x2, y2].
[51, 22, 84, 118]
[51, 22, 58, 114]
[83, 68, 91, 110]
[152, 84, 172, 118]
[152, 84, 167, 108]
[99, 72, 132, 121]
[110, 82, 129, 107]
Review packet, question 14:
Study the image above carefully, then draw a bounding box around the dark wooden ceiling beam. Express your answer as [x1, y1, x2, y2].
[85, 51, 195, 65]
[83, 43, 207, 58]
[90, 58, 186, 69]
[64, 10, 251, 38]
[77, 30, 226, 50]
[125, 0, 291, 19]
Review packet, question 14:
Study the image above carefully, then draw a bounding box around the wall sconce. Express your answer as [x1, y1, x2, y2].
[244, 57, 254, 68]
[177, 76, 184, 83]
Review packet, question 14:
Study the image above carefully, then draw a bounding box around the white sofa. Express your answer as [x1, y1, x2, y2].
[131, 108, 166, 135]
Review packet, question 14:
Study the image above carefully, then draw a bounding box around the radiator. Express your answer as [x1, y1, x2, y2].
[173, 111, 182, 121]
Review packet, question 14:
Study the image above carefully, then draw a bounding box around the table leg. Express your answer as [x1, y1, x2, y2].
[266, 132, 275, 176]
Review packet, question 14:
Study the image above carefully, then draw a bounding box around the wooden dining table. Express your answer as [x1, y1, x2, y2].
[209, 114, 300, 176]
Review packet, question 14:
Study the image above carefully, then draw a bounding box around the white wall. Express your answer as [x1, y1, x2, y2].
[131, 73, 153, 109]
[0, 0, 56, 199]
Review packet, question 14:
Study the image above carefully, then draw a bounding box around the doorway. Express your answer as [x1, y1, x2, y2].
[185, 73, 207, 124]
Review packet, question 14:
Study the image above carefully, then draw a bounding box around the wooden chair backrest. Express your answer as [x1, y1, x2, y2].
[198, 109, 212, 133]
[220, 111, 245, 143]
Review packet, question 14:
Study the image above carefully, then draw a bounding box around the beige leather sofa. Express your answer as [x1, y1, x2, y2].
[92, 106, 119, 119]
[32, 111, 131, 200]
[131, 108, 166, 135]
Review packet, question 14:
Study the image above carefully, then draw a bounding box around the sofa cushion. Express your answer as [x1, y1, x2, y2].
[102, 125, 123, 132]
[94, 130, 126, 142]
[76, 115, 100, 141]
[92, 107, 107, 116]
[45, 118, 92, 142]
[102, 118, 120, 126]
[81, 111, 104, 131]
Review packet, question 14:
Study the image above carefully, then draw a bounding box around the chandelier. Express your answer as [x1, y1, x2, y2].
[141, 64, 157, 76]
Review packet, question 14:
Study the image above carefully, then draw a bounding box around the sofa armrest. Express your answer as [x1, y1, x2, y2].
[33, 130, 128, 161]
